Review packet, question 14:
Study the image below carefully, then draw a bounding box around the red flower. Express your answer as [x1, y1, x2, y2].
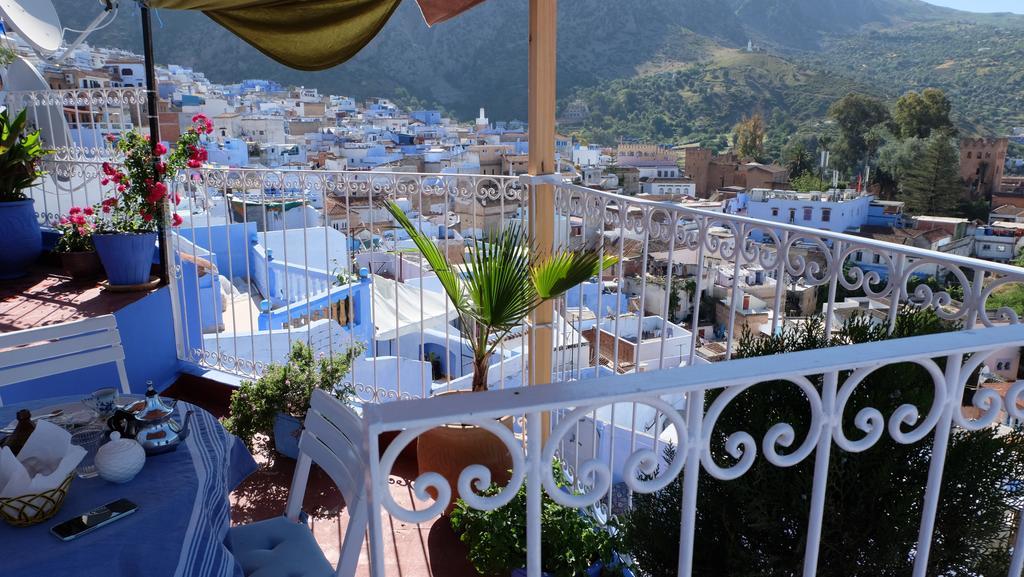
[171, 213, 183, 227]
[69, 206, 82, 215]
[172, 193, 181, 206]
[187, 159, 202, 168]
[102, 162, 114, 176]
[142, 213, 153, 222]
[101, 205, 111, 214]
[191, 113, 208, 124]
[154, 142, 168, 156]
[117, 184, 127, 193]
[59, 216, 69, 225]
[101, 178, 110, 186]
[83, 206, 94, 216]
[155, 162, 167, 174]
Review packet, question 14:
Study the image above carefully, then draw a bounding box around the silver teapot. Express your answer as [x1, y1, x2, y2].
[107, 385, 192, 455]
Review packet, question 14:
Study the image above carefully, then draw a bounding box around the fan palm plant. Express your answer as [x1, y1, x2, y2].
[385, 200, 617, 391]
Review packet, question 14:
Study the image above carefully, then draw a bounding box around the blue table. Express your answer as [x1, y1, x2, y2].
[0, 396, 257, 577]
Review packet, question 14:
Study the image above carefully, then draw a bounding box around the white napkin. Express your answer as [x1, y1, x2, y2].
[0, 421, 86, 498]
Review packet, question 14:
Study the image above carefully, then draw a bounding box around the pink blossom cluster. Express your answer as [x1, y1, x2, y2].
[60, 206, 96, 236]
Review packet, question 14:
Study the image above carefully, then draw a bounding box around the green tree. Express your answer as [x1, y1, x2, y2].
[732, 113, 766, 160]
[877, 136, 926, 197]
[901, 129, 963, 216]
[827, 94, 890, 172]
[893, 88, 954, 140]
[783, 139, 816, 178]
[790, 171, 829, 192]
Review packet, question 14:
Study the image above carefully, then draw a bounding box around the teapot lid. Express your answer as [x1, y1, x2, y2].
[131, 385, 176, 422]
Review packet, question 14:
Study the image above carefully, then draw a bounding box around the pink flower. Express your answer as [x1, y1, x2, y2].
[59, 216, 69, 225]
[154, 142, 168, 156]
[171, 213, 183, 227]
[172, 193, 181, 206]
[187, 159, 202, 168]
[117, 184, 126, 193]
[191, 113, 208, 124]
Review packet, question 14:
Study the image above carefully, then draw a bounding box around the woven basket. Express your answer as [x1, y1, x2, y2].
[0, 473, 74, 527]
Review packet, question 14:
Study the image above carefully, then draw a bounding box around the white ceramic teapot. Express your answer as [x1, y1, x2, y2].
[95, 432, 146, 484]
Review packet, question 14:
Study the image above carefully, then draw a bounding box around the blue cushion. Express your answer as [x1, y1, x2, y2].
[229, 516, 334, 577]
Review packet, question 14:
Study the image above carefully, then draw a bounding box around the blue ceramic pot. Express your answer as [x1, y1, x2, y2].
[0, 199, 41, 279]
[93, 232, 157, 285]
[273, 413, 302, 459]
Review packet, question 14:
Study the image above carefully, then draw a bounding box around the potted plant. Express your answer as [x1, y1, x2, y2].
[93, 114, 212, 286]
[225, 340, 364, 460]
[383, 200, 616, 512]
[53, 206, 103, 279]
[0, 108, 51, 279]
[449, 460, 634, 577]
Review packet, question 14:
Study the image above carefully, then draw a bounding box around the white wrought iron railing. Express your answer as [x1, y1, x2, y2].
[361, 322, 1024, 577]
[5, 87, 148, 160]
[27, 161, 1024, 396]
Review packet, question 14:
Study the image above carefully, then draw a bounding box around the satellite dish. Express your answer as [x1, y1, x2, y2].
[0, 0, 62, 56]
[3, 55, 71, 152]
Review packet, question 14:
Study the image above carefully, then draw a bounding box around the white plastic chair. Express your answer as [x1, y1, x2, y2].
[228, 388, 369, 577]
[0, 315, 131, 406]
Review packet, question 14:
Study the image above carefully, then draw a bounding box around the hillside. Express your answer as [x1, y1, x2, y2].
[799, 21, 1024, 135]
[569, 45, 868, 151]
[47, 0, 1024, 140]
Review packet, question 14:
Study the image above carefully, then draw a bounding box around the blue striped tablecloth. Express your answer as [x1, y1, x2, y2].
[0, 396, 257, 577]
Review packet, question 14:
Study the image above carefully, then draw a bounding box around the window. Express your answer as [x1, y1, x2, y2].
[771, 208, 779, 217]
[121, 68, 133, 76]
[822, 208, 831, 222]
[967, 152, 973, 159]
[803, 207, 813, 221]
[982, 244, 992, 250]
[873, 254, 881, 264]
[855, 251, 863, 262]
[788, 209, 796, 223]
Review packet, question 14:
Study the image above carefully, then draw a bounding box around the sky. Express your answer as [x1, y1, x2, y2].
[923, 0, 1024, 14]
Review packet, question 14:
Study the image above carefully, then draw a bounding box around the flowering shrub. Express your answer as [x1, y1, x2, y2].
[96, 114, 213, 233]
[54, 206, 97, 253]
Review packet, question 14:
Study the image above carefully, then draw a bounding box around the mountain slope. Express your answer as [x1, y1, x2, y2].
[47, 0, 1024, 136]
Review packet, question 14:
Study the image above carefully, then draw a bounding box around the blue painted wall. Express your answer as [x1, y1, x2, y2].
[179, 222, 258, 280]
[2, 287, 181, 405]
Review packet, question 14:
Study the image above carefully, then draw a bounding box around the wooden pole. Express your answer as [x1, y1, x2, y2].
[528, 0, 556, 442]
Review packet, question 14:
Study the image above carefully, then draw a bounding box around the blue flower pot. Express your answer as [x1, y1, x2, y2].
[273, 413, 302, 460]
[93, 232, 157, 286]
[0, 199, 41, 279]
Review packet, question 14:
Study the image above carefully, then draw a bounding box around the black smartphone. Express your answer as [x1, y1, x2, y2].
[50, 498, 138, 541]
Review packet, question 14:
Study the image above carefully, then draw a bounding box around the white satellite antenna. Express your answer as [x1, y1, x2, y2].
[0, 0, 116, 63]
[0, 0, 62, 55]
[3, 55, 71, 151]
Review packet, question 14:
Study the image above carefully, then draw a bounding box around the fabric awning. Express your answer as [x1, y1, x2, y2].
[148, 0, 488, 70]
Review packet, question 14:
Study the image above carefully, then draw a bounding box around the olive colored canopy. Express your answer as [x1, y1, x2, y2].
[147, 0, 487, 70]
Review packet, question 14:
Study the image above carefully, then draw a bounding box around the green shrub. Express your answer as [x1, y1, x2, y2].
[449, 461, 627, 577]
[224, 340, 364, 457]
[622, 308, 1024, 576]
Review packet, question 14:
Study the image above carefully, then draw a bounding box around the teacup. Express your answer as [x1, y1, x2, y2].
[82, 387, 119, 417]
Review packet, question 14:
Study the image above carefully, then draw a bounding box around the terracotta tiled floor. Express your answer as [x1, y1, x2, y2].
[165, 376, 477, 577]
[0, 265, 156, 332]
